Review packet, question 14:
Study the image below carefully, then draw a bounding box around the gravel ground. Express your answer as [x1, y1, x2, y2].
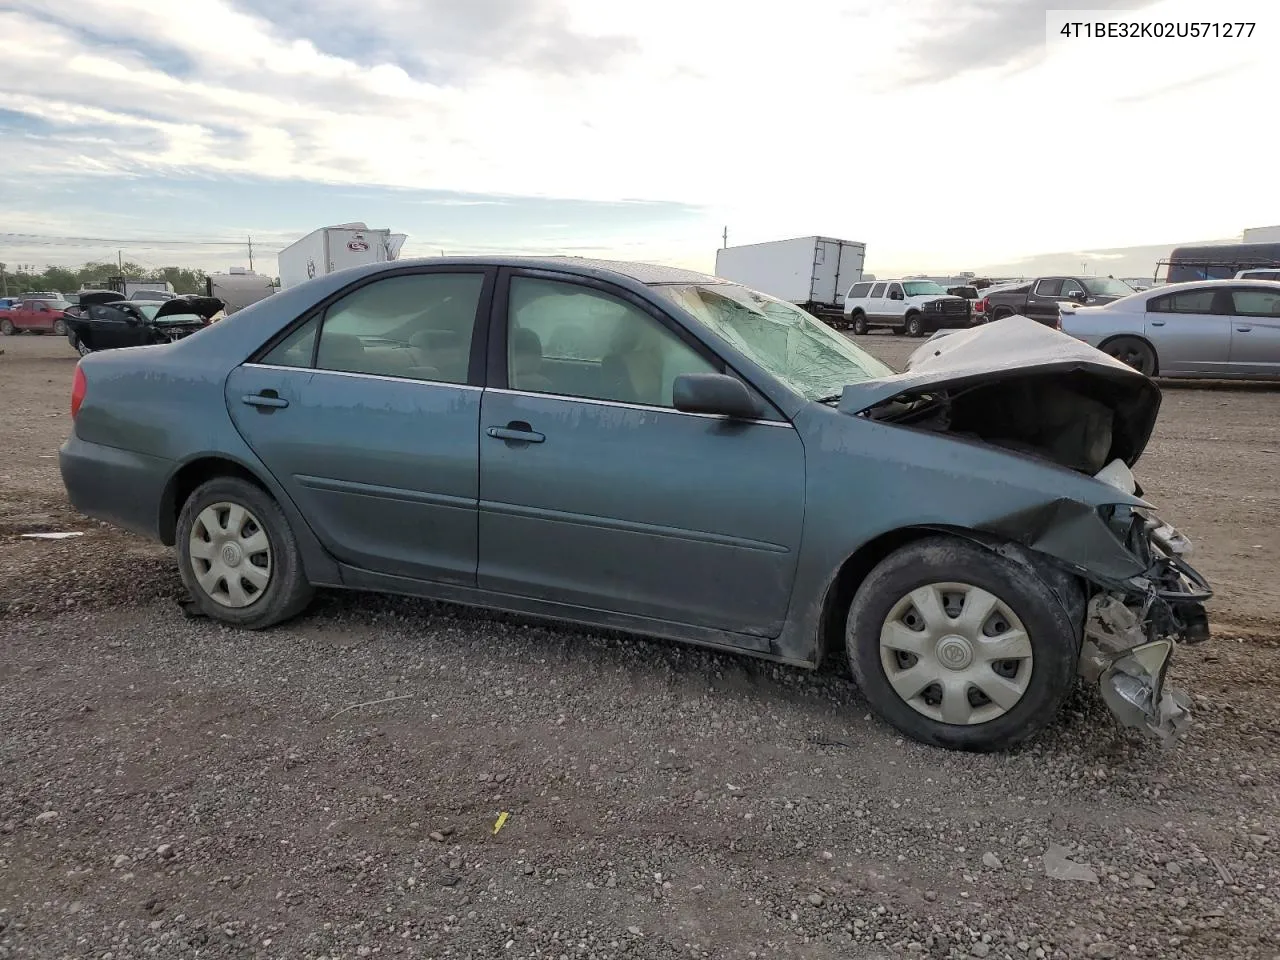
[1, 332, 1278, 960]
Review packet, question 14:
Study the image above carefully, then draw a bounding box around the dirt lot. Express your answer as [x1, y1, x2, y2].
[1, 332, 1278, 960]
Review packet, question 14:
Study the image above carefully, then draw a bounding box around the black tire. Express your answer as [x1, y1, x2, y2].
[991, 308, 1014, 322]
[176, 476, 314, 629]
[73, 337, 92, 357]
[0, 317, 13, 336]
[846, 536, 1080, 752]
[53, 319, 68, 336]
[1101, 336, 1157, 377]
[905, 313, 924, 338]
[851, 311, 868, 335]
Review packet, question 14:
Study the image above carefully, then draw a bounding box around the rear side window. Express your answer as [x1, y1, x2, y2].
[869, 283, 886, 298]
[262, 273, 485, 383]
[847, 282, 873, 299]
[1034, 279, 1063, 296]
[1147, 289, 1216, 314]
[1229, 289, 1280, 317]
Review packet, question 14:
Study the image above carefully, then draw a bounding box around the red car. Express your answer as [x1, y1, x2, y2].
[0, 297, 72, 336]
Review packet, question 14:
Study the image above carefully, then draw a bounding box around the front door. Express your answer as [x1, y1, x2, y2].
[477, 271, 807, 638]
[1225, 285, 1280, 377]
[226, 268, 493, 584]
[1143, 287, 1231, 375]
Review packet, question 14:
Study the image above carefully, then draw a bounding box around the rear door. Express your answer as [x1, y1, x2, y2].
[1225, 285, 1280, 377]
[1025, 278, 1064, 323]
[476, 269, 807, 639]
[226, 267, 494, 584]
[1143, 287, 1231, 375]
[867, 282, 887, 320]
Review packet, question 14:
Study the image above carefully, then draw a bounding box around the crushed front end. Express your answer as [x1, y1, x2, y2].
[1078, 503, 1211, 741]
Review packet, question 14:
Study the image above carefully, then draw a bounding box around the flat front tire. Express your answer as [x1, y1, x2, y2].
[846, 536, 1080, 752]
[176, 476, 314, 629]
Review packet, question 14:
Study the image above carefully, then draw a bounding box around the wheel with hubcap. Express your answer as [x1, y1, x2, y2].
[905, 313, 924, 338]
[846, 536, 1079, 751]
[1101, 336, 1157, 376]
[850, 312, 868, 335]
[0, 317, 14, 336]
[176, 476, 314, 628]
[53, 318, 68, 336]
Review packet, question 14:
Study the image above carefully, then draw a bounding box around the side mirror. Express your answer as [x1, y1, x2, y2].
[673, 373, 761, 420]
[1071, 290, 1088, 303]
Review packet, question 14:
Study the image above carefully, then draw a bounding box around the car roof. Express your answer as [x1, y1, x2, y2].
[374, 255, 729, 288]
[1141, 278, 1280, 294]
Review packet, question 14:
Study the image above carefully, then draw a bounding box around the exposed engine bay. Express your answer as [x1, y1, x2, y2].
[851, 345, 1210, 743]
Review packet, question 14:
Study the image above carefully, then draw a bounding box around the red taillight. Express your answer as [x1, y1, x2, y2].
[71, 364, 86, 418]
[975, 298, 988, 313]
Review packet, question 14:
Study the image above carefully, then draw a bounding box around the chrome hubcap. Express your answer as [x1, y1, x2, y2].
[188, 502, 271, 608]
[879, 582, 1034, 726]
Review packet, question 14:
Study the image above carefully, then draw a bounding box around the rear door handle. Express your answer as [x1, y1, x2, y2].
[242, 392, 289, 409]
[1150, 320, 1166, 326]
[487, 422, 544, 443]
[1236, 326, 1252, 332]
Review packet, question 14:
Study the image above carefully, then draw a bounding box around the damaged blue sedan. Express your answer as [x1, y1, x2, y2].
[59, 258, 1211, 751]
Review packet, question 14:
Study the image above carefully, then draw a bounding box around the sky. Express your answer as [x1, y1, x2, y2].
[0, 0, 1276, 279]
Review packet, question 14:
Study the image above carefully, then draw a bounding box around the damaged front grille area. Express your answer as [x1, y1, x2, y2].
[1081, 507, 1212, 742]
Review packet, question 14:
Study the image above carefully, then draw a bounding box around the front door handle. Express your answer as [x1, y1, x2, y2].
[487, 422, 545, 443]
[1150, 320, 1166, 326]
[242, 392, 289, 409]
[1236, 326, 1252, 332]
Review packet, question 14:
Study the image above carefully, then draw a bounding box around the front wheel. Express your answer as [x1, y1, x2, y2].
[72, 337, 92, 357]
[176, 476, 314, 629]
[851, 312, 868, 336]
[905, 313, 924, 338]
[1101, 336, 1157, 376]
[53, 319, 68, 336]
[846, 536, 1080, 752]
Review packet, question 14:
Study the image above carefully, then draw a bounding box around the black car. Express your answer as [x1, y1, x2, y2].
[63, 292, 223, 356]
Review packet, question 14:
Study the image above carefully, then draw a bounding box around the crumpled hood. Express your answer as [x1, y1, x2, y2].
[836, 316, 1163, 466]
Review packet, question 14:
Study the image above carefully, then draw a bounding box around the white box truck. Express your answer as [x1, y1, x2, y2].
[277, 223, 408, 289]
[714, 236, 866, 320]
[205, 267, 276, 314]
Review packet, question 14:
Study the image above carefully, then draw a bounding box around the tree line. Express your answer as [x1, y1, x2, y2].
[0, 260, 210, 298]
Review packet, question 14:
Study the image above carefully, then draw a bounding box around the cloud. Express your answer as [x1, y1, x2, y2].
[895, 0, 1162, 85]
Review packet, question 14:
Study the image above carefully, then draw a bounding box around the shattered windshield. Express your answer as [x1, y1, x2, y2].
[655, 283, 894, 400]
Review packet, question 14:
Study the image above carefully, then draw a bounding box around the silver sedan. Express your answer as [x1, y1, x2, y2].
[1060, 279, 1280, 380]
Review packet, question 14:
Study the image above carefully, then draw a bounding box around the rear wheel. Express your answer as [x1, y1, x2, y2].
[73, 337, 92, 357]
[0, 318, 13, 336]
[991, 307, 1014, 322]
[846, 536, 1080, 752]
[1101, 336, 1157, 376]
[851, 311, 868, 335]
[905, 313, 925, 338]
[176, 477, 314, 629]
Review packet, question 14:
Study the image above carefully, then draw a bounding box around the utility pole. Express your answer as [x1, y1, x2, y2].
[0, 262, 7, 298]
[248, 236, 254, 272]
[722, 226, 728, 249]
[118, 249, 123, 272]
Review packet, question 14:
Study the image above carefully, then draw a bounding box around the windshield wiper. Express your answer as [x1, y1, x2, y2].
[816, 393, 845, 404]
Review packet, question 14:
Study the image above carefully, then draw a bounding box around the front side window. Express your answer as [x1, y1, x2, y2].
[507, 277, 717, 408]
[1059, 279, 1086, 298]
[263, 273, 485, 382]
[657, 283, 893, 401]
[886, 283, 904, 300]
[1147, 289, 1216, 314]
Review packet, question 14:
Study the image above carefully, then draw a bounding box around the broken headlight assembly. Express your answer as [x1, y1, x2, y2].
[1081, 504, 1213, 742]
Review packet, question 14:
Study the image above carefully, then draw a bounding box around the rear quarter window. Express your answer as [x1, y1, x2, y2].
[847, 282, 873, 299]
